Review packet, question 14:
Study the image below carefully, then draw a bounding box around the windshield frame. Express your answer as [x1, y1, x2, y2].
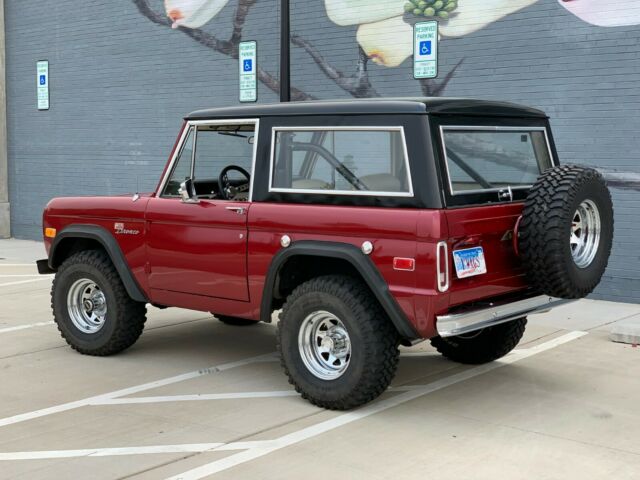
[439, 125, 555, 197]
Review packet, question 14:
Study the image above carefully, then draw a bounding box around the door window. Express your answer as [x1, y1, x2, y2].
[162, 123, 256, 201]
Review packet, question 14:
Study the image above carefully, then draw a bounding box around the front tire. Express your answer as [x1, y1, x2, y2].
[277, 275, 399, 410]
[52, 250, 147, 356]
[430, 317, 527, 365]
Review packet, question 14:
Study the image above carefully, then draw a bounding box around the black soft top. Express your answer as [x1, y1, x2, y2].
[186, 97, 547, 120]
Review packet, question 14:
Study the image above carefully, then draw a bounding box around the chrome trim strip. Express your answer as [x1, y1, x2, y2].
[157, 118, 260, 197]
[436, 295, 573, 338]
[268, 126, 414, 198]
[436, 241, 449, 293]
[438, 125, 556, 197]
[156, 125, 192, 197]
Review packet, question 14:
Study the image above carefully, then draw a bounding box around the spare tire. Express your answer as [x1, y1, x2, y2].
[518, 165, 613, 299]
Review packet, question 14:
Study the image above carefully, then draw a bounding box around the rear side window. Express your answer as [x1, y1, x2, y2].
[270, 128, 413, 196]
[441, 127, 552, 194]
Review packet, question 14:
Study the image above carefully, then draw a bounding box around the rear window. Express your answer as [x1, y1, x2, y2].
[441, 127, 553, 195]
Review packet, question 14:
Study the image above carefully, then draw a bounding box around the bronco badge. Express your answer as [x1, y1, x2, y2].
[114, 222, 140, 235]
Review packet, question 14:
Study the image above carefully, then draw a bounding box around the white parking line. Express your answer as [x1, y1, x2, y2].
[0, 264, 39, 267]
[0, 278, 51, 288]
[0, 274, 47, 277]
[93, 386, 429, 406]
[0, 443, 228, 460]
[0, 353, 278, 428]
[167, 331, 588, 480]
[93, 391, 299, 405]
[0, 321, 54, 334]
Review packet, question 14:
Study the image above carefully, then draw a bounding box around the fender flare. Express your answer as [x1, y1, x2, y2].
[260, 240, 419, 341]
[49, 224, 148, 303]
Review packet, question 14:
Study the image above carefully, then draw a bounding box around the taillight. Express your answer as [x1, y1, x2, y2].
[436, 241, 449, 292]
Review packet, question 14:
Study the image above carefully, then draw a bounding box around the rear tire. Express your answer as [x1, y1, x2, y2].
[52, 250, 147, 356]
[519, 165, 613, 299]
[430, 317, 527, 365]
[277, 275, 399, 410]
[214, 315, 258, 326]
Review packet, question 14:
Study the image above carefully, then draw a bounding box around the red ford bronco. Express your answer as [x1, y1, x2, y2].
[38, 99, 614, 410]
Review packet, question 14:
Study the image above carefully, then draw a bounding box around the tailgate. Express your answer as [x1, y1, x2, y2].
[445, 203, 528, 308]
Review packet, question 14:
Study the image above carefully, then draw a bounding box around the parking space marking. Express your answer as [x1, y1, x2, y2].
[93, 391, 299, 405]
[0, 443, 231, 460]
[0, 274, 50, 277]
[0, 278, 51, 288]
[167, 331, 588, 480]
[0, 321, 54, 334]
[93, 385, 430, 406]
[0, 353, 278, 428]
[0, 264, 39, 267]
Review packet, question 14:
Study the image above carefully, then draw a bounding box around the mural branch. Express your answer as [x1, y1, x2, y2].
[133, 0, 459, 100]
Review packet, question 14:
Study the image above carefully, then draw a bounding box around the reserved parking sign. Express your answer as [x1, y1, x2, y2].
[413, 22, 438, 79]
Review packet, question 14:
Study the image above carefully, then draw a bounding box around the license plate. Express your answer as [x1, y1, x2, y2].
[453, 247, 487, 279]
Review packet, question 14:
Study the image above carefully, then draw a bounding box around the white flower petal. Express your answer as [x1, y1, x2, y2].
[439, 0, 538, 37]
[325, 0, 406, 26]
[557, 0, 640, 27]
[357, 16, 413, 67]
[164, 0, 229, 29]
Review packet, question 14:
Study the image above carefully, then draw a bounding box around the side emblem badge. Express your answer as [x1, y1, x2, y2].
[114, 222, 140, 235]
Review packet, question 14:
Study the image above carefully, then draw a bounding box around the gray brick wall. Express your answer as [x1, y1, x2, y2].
[5, 0, 640, 302]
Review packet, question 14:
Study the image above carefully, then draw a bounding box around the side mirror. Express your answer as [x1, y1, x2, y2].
[178, 179, 198, 204]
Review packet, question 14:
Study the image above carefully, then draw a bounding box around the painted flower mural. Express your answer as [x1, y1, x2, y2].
[164, 0, 230, 29]
[330, 0, 640, 67]
[557, 0, 640, 27]
[131, 0, 640, 100]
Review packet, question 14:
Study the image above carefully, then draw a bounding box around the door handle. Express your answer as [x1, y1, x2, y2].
[225, 206, 246, 215]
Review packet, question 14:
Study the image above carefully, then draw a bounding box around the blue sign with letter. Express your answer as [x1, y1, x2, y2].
[419, 41, 431, 56]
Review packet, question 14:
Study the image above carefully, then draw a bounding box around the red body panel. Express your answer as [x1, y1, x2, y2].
[444, 203, 528, 308]
[43, 195, 152, 295]
[42, 195, 529, 340]
[145, 197, 250, 302]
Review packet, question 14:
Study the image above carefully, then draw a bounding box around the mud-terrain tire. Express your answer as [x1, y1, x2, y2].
[519, 165, 613, 299]
[52, 250, 147, 356]
[277, 275, 400, 410]
[431, 318, 527, 364]
[214, 315, 258, 326]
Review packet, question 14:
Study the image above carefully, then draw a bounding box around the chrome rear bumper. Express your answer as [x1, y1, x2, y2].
[436, 295, 573, 338]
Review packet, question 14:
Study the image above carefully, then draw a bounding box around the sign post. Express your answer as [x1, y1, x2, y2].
[239, 41, 257, 103]
[413, 22, 438, 79]
[36, 60, 49, 110]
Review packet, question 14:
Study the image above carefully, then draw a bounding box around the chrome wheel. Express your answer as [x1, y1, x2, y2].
[67, 278, 108, 334]
[570, 199, 601, 268]
[298, 311, 351, 380]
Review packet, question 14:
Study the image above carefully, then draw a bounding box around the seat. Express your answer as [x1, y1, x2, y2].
[358, 174, 403, 192]
[291, 179, 332, 190]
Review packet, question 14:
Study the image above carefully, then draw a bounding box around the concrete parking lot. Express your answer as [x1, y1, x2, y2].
[1, 239, 639, 480]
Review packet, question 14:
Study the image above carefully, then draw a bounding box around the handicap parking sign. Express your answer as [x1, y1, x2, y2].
[39, 74, 46, 85]
[243, 59, 253, 72]
[419, 41, 432, 56]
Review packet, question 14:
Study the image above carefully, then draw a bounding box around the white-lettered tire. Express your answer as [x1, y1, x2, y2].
[277, 275, 399, 410]
[52, 250, 147, 356]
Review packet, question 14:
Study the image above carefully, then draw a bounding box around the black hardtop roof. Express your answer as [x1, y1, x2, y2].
[186, 97, 547, 120]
